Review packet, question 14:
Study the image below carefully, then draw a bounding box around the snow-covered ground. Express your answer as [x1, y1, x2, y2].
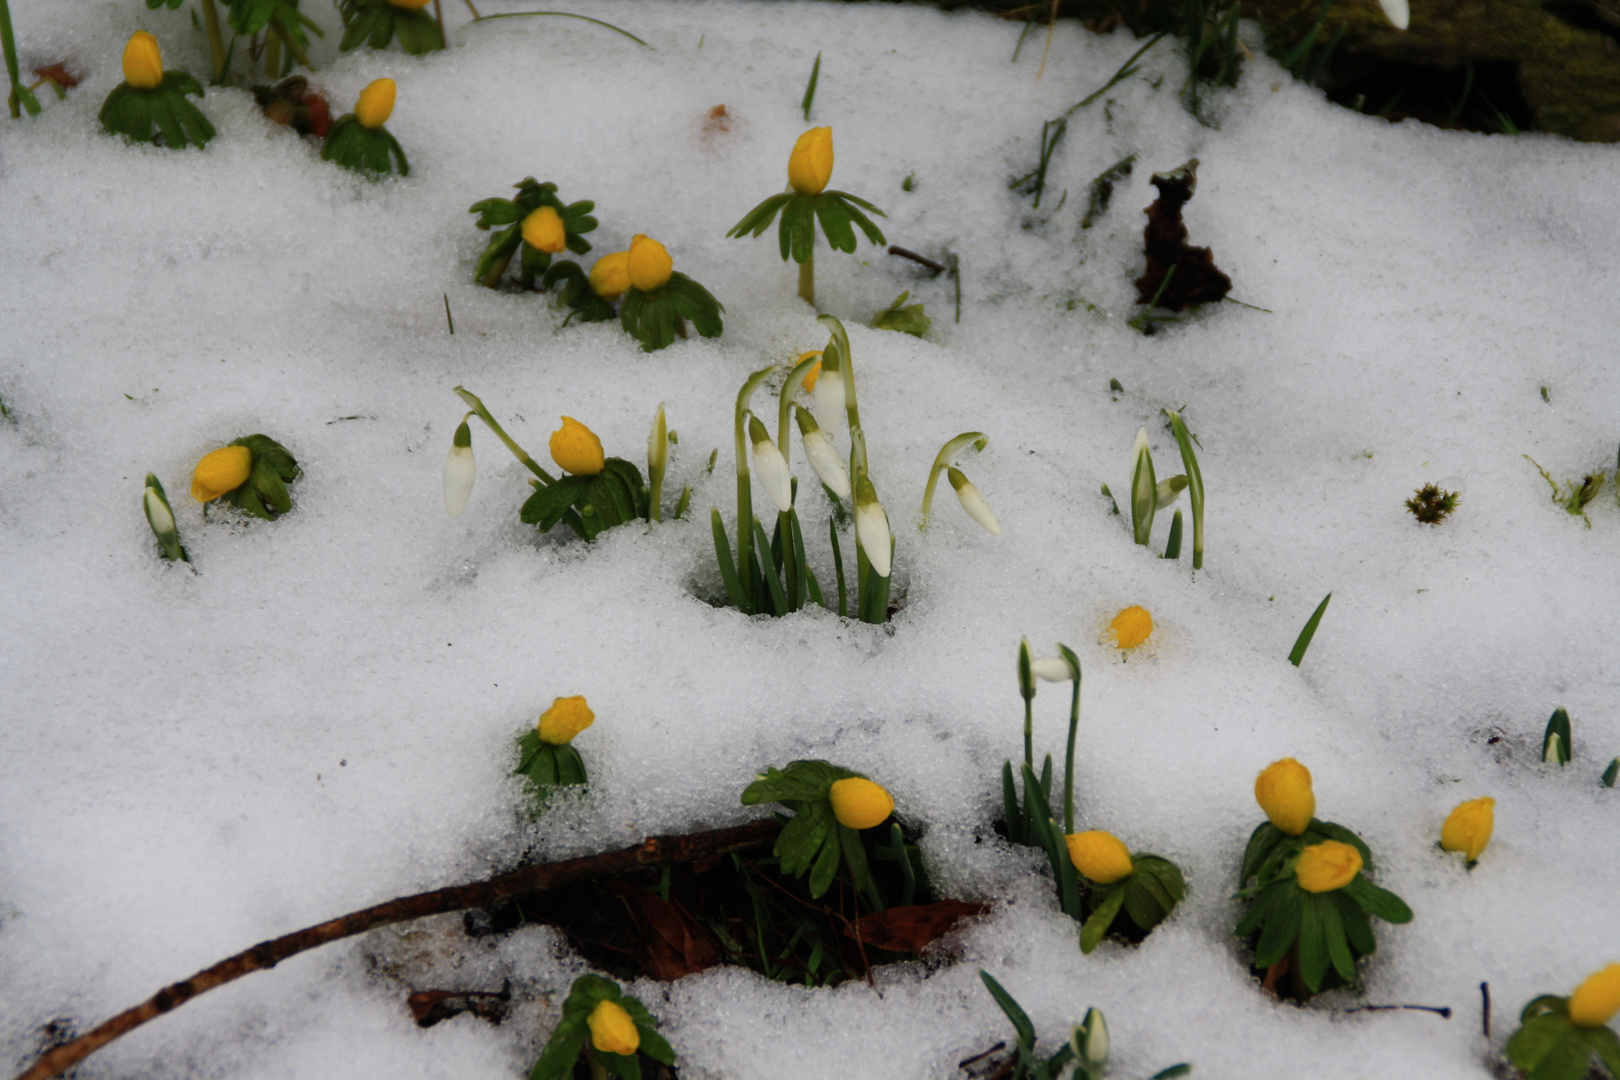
[2, 0, 1618, 1077]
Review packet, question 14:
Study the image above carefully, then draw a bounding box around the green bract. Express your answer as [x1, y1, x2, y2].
[726, 187, 887, 263]
[215, 435, 300, 520]
[619, 272, 724, 352]
[542, 261, 616, 324]
[1507, 994, 1620, 1080]
[337, 0, 442, 54]
[513, 729, 586, 809]
[1233, 818, 1412, 997]
[1079, 853, 1187, 955]
[99, 71, 214, 148]
[520, 458, 649, 541]
[530, 975, 674, 1080]
[321, 113, 408, 176]
[468, 179, 597, 288]
[741, 760, 879, 901]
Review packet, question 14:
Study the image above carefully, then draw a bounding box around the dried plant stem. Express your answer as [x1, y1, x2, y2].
[12, 819, 782, 1080]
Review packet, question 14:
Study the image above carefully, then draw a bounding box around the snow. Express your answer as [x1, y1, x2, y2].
[2, 0, 1618, 1077]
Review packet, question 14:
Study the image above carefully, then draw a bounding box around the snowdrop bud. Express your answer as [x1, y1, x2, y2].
[355, 78, 395, 129]
[748, 414, 794, 513]
[1030, 655, 1074, 682]
[587, 1000, 639, 1055]
[1440, 796, 1494, 862]
[813, 352, 845, 437]
[520, 206, 566, 254]
[122, 31, 163, 91]
[829, 777, 893, 829]
[1295, 839, 1362, 893]
[648, 402, 668, 477]
[787, 126, 834, 196]
[1254, 758, 1315, 836]
[1076, 1007, 1109, 1076]
[143, 479, 176, 539]
[1017, 637, 1036, 701]
[443, 419, 476, 518]
[1378, 0, 1410, 30]
[854, 475, 892, 578]
[947, 467, 1001, 535]
[1569, 963, 1620, 1028]
[795, 406, 849, 499]
[1155, 474, 1189, 510]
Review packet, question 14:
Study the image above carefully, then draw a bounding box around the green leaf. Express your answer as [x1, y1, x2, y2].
[553, 744, 587, 786]
[871, 292, 930, 337]
[1150, 1066, 1193, 1079]
[839, 823, 874, 894]
[1253, 889, 1303, 969]
[529, 1018, 588, 1080]
[1317, 894, 1355, 981]
[710, 509, 749, 613]
[807, 816, 843, 898]
[979, 971, 1037, 1049]
[752, 519, 790, 615]
[813, 196, 857, 253]
[833, 195, 887, 246]
[665, 273, 725, 338]
[726, 192, 791, 238]
[1288, 593, 1332, 666]
[1341, 876, 1413, 924]
[775, 803, 832, 878]
[521, 476, 590, 529]
[1585, 1025, 1620, 1079]
[1234, 878, 1291, 938]
[1330, 889, 1376, 957]
[1240, 821, 1284, 885]
[600, 1051, 642, 1080]
[1080, 887, 1126, 954]
[472, 197, 521, 226]
[394, 7, 444, 52]
[1509, 1012, 1576, 1072]
[1296, 894, 1328, 992]
[1002, 762, 1021, 846]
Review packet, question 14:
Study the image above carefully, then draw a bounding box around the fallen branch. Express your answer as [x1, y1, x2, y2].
[14, 818, 782, 1080]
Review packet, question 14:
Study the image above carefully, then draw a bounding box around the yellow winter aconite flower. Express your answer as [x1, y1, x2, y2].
[589, 251, 630, 300]
[354, 78, 395, 129]
[536, 695, 594, 746]
[122, 31, 164, 91]
[586, 999, 640, 1055]
[829, 777, 893, 830]
[787, 126, 834, 196]
[1440, 796, 1495, 862]
[190, 445, 253, 502]
[1569, 963, 1620, 1029]
[627, 234, 673, 292]
[549, 417, 605, 476]
[1108, 605, 1153, 649]
[1254, 757, 1315, 836]
[520, 206, 566, 254]
[797, 350, 824, 391]
[1065, 830, 1134, 885]
[1295, 839, 1362, 893]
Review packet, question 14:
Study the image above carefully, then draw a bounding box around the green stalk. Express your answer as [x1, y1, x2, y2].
[732, 365, 781, 614]
[1017, 639, 1035, 774]
[1165, 409, 1205, 569]
[829, 516, 846, 617]
[198, 0, 228, 81]
[452, 386, 556, 484]
[778, 352, 822, 457]
[1058, 644, 1081, 834]
[920, 431, 988, 529]
[1, 0, 35, 119]
[798, 254, 815, 306]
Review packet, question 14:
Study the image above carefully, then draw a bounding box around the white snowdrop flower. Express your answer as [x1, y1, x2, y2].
[143, 484, 175, 538]
[748, 413, 793, 513]
[855, 475, 892, 578]
[1074, 1008, 1108, 1075]
[1155, 474, 1189, 510]
[1379, 0, 1409, 30]
[948, 467, 1001, 535]
[443, 419, 476, 518]
[813, 362, 845, 439]
[1029, 655, 1074, 682]
[795, 406, 850, 499]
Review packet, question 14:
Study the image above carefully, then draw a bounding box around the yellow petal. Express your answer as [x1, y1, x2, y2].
[122, 31, 164, 91]
[190, 445, 252, 503]
[1108, 605, 1153, 649]
[587, 1000, 640, 1056]
[355, 78, 395, 129]
[1065, 830, 1134, 885]
[787, 126, 834, 196]
[589, 251, 630, 300]
[1569, 963, 1620, 1028]
[1254, 758, 1315, 836]
[521, 206, 566, 254]
[829, 777, 893, 830]
[1295, 839, 1362, 893]
[536, 695, 594, 746]
[1439, 797, 1495, 862]
[627, 234, 673, 292]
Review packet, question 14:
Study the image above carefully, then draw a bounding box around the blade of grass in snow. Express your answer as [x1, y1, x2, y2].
[1289, 593, 1332, 666]
[470, 10, 651, 47]
[801, 51, 821, 120]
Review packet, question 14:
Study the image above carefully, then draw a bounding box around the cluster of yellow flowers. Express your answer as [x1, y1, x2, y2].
[582, 234, 674, 300]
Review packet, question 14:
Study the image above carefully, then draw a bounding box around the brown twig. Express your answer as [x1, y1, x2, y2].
[887, 245, 946, 275]
[13, 819, 782, 1080]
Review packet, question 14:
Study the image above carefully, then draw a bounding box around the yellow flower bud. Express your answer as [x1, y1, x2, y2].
[190, 445, 252, 503]
[1108, 605, 1153, 649]
[387, 0, 434, 7]
[549, 417, 605, 476]
[520, 206, 566, 254]
[586, 999, 640, 1056]
[1065, 830, 1134, 885]
[354, 78, 395, 130]
[787, 126, 834, 196]
[1439, 796, 1495, 862]
[1568, 963, 1620, 1028]
[627, 234, 673, 292]
[122, 31, 164, 91]
[829, 777, 893, 830]
[797, 350, 824, 392]
[1254, 757, 1315, 836]
[589, 251, 630, 300]
[1295, 840, 1362, 893]
[536, 695, 594, 746]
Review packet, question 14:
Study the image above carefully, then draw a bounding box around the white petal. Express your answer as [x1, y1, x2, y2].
[1378, 0, 1409, 29]
[802, 430, 851, 499]
[143, 486, 175, 536]
[443, 444, 476, 518]
[856, 499, 892, 578]
[813, 370, 846, 437]
[1154, 476, 1186, 511]
[953, 478, 1002, 535]
[752, 439, 794, 513]
[1030, 656, 1073, 682]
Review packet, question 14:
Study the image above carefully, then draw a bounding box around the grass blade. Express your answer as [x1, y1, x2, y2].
[1288, 593, 1332, 667]
[800, 50, 820, 120]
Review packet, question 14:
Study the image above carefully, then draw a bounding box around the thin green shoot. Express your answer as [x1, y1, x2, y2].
[1011, 15, 1039, 62]
[442, 293, 454, 335]
[1062, 32, 1167, 118]
[1058, 644, 1081, 834]
[801, 51, 820, 120]
[1288, 593, 1332, 667]
[672, 485, 691, 520]
[1, 0, 40, 118]
[469, 10, 650, 47]
[1009, 118, 1066, 208]
[1163, 508, 1183, 559]
[1165, 409, 1205, 568]
[1524, 454, 1606, 526]
[1279, 0, 1334, 73]
[1128, 264, 1178, 332]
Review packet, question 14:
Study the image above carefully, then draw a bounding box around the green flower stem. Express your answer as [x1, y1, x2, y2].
[1, 0, 27, 119]
[732, 365, 780, 614]
[778, 352, 821, 457]
[587, 1051, 609, 1080]
[1059, 644, 1081, 834]
[198, 0, 227, 81]
[798, 253, 814, 306]
[920, 431, 988, 529]
[1166, 409, 1205, 569]
[453, 386, 556, 485]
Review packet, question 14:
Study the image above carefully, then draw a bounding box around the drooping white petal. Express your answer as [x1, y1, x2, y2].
[949, 468, 1002, 535]
[1030, 656, 1074, 682]
[801, 428, 851, 499]
[855, 483, 892, 578]
[752, 438, 795, 513]
[443, 444, 476, 518]
[813, 368, 846, 438]
[1378, 0, 1409, 30]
